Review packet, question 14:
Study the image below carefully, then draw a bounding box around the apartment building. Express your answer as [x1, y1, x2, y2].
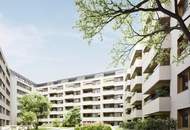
[123, 44, 144, 122]
[10, 70, 35, 125]
[124, 0, 190, 129]
[0, 48, 11, 127]
[36, 69, 125, 126]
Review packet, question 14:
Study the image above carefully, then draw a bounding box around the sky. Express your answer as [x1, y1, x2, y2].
[0, 0, 122, 83]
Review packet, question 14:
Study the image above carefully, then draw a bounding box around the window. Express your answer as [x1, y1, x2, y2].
[178, 67, 190, 93]
[178, 108, 190, 129]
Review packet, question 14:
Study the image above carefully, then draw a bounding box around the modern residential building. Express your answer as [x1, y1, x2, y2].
[35, 69, 125, 126]
[0, 48, 11, 127]
[124, 1, 190, 130]
[10, 70, 35, 125]
[123, 44, 144, 122]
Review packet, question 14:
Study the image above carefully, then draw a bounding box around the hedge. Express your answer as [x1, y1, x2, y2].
[75, 123, 112, 130]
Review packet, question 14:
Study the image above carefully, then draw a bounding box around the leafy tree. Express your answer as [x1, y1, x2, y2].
[63, 107, 81, 127]
[52, 119, 62, 127]
[18, 111, 37, 130]
[75, 0, 190, 65]
[19, 93, 51, 130]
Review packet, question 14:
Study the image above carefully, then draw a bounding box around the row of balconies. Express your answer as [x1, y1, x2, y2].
[124, 36, 171, 120]
[125, 97, 171, 119]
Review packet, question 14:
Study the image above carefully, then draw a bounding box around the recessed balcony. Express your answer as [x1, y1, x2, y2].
[131, 109, 142, 119]
[103, 117, 123, 121]
[131, 59, 142, 78]
[142, 48, 156, 73]
[102, 108, 123, 112]
[143, 65, 170, 94]
[126, 103, 132, 109]
[131, 76, 142, 92]
[129, 44, 143, 66]
[103, 90, 123, 95]
[126, 80, 131, 87]
[143, 35, 170, 73]
[143, 97, 170, 116]
[131, 93, 142, 105]
[125, 91, 132, 99]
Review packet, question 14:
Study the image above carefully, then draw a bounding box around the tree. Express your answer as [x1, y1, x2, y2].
[63, 107, 81, 127]
[52, 119, 62, 127]
[19, 93, 51, 130]
[75, 0, 190, 65]
[18, 111, 37, 130]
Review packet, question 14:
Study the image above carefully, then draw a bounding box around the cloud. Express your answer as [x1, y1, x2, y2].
[0, 15, 67, 69]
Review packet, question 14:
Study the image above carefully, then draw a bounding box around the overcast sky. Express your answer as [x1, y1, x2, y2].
[0, 0, 122, 83]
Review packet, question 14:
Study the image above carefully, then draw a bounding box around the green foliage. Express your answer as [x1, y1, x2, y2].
[63, 107, 81, 127]
[155, 87, 169, 97]
[19, 93, 51, 130]
[52, 119, 62, 127]
[120, 121, 136, 129]
[18, 111, 37, 130]
[121, 118, 177, 130]
[75, 123, 112, 130]
[75, 0, 190, 66]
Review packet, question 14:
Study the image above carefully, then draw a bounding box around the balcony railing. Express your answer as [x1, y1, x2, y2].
[143, 97, 170, 116]
[143, 65, 170, 94]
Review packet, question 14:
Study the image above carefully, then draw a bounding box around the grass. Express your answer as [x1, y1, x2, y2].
[30, 127, 48, 130]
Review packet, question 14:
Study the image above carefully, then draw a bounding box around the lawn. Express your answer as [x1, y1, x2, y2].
[30, 127, 48, 130]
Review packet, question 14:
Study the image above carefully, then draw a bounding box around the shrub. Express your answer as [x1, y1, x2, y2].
[121, 118, 177, 130]
[63, 107, 81, 127]
[75, 123, 112, 130]
[52, 119, 61, 127]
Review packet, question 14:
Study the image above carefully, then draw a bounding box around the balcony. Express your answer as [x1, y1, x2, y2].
[64, 102, 81, 106]
[131, 59, 142, 78]
[82, 92, 101, 97]
[50, 111, 63, 114]
[82, 100, 100, 105]
[143, 65, 170, 94]
[125, 91, 132, 99]
[131, 109, 142, 119]
[142, 47, 156, 73]
[126, 103, 132, 109]
[82, 117, 101, 121]
[130, 93, 142, 105]
[49, 96, 63, 100]
[102, 108, 123, 112]
[103, 117, 123, 121]
[143, 97, 170, 116]
[82, 109, 101, 113]
[143, 35, 170, 73]
[64, 93, 81, 99]
[129, 44, 143, 66]
[82, 80, 101, 89]
[124, 114, 132, 121]
[131, 76, 142, 92]
[102, 99, 123, 104]
[103, 90, 123, 95]
[126, 80, 131, 87]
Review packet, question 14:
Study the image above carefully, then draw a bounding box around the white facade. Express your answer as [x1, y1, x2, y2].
[10, 71, 34, 125]
[124, 1, 190, 130]
[35, 69, 125, 126]
[0, 48, 11, 127]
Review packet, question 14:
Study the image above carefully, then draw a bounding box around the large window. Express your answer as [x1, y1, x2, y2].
[178, 67, 190, 93]
[178, 108, 190, 129]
